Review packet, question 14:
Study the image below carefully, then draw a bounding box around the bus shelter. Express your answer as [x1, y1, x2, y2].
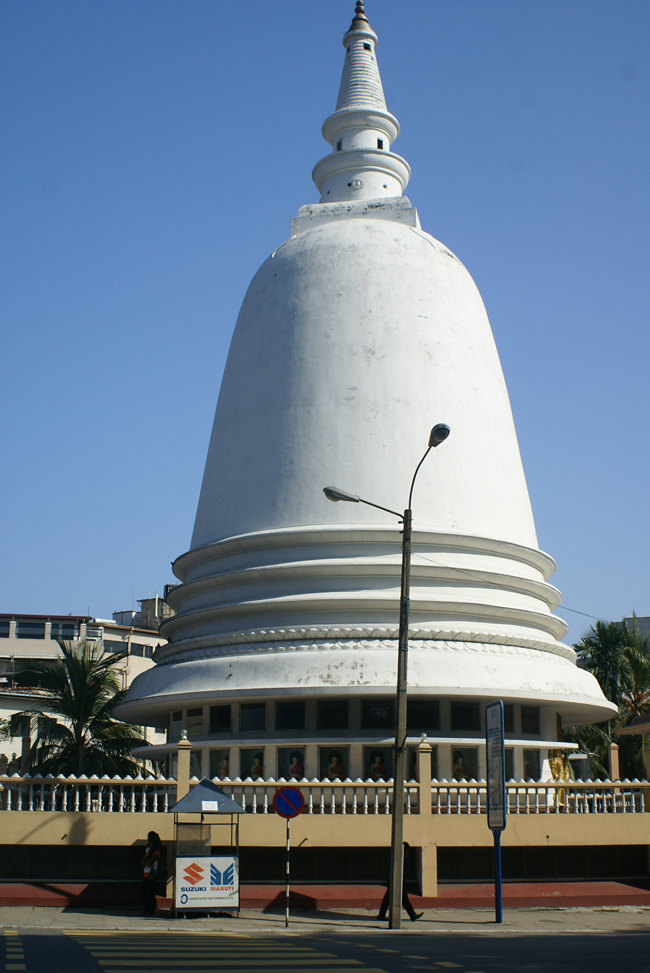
[172, 778, 245, 916]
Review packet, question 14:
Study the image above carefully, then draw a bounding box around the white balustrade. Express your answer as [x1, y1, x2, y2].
[0, 773, 648, 816]
[0, 773, 176, 812]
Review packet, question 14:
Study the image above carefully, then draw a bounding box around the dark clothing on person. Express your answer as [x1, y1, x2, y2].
[377, 885, 421, 921]
[141, 831, 162, 914]
[142, 873, 158, 914]
[377, 844, 423, 922]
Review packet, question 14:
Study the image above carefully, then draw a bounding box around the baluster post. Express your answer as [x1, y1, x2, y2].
[416, 739, 432, 818]
[176, 730, 192, 802]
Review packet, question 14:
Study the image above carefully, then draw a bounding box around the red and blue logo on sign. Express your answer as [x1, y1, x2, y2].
[183, 863, 204, 885]
[273, 786, 305, 819]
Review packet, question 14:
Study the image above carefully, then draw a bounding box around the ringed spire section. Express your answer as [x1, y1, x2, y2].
[313, 1, 410, 202]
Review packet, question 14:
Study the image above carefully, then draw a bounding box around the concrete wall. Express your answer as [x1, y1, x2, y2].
[1, 808, 648, 897]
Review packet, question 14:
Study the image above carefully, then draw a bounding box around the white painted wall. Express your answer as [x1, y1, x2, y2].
[120, 199, 614, 732]
[192, 203, 537, 552]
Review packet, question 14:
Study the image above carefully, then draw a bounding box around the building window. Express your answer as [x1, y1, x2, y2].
[451, 702, 480, 732]
[209, 705, 231, 734]
[363, 42, 371, 50]
[50, 622, 76, 641]
[377, 138, 383, 149]
[504, 704, 514, 733]
[103, 640, 124, 654]
[319, 746, 348, 780]
[316, 700, 348, 730]
[407, 699, 439, 734]
[240, 702, 266, 732]
[170, 711, 183, 743]
[505, 748, 514, 780]
[521, 706, 541, 735]
[276, 701, 305, 731]
[336, 138, 343, 151]
[408, 745, 438, 780]
[278, 747, 305, 779]
[16, 621, 46, 639]
[130, 643, 146, 657]
[187, 708, 203, 738]
[0, 621, 9, 637]
[209, 749, 230, 779]
[361, 699, 394, 729]
[523, 749, 541, 780]
[241, 748, 264, 778]
[364, 746, 391, 780]
[452, 747, 478, 779]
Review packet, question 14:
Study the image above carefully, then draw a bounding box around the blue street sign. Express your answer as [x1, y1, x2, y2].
[486, 700, 507, 831]
[273, 786, 305, 819]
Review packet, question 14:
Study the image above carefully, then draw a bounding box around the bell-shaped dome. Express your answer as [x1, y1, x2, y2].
[191, 206, 537, 550]
[117, 3, 614, 764]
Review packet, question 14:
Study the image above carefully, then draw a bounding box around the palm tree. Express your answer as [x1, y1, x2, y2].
[566, 617, 650, 778]
[574, 620, 634, 709]
[618, 620, 650, 723]
[1, 639, 148, 777]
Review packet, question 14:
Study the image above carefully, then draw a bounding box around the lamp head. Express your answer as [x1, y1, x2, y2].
[323, 486, 360, 503]
[428, 423, 450, 448]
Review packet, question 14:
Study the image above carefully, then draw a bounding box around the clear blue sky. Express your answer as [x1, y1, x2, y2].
[2, 1, 648, 643]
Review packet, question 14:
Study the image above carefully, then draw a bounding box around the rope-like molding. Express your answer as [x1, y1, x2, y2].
[153, 625, 576, 665]
[151, 639, 578, 676]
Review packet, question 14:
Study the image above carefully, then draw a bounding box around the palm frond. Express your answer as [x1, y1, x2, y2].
[13, 638, 151, 777]
[570, 615, 650, 778]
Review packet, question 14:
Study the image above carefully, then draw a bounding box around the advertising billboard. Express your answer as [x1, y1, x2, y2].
[175, 855, 239, 911]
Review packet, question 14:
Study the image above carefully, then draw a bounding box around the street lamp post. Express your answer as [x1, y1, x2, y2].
[323, 422, 450, 929]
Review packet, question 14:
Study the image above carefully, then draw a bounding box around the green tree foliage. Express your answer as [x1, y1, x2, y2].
[0, 639, 148, 777]
[575, 620, 635, 708]
[564, 618, 650, 779]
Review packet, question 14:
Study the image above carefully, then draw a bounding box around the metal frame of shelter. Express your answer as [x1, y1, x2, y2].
[172, 778, 245, 917]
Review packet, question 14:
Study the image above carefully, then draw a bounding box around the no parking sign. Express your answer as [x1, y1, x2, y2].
[273, 786, 305, 819]
[273, 786, 304, 926]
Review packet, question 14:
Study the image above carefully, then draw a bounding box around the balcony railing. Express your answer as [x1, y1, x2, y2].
[0, 773, 647, 815]
[0, 774, 176, 813]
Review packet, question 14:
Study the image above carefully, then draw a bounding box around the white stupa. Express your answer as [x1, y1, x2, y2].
[119, 2, 614, 782]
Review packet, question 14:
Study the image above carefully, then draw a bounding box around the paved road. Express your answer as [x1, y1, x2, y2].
[3, 923, 650, 973]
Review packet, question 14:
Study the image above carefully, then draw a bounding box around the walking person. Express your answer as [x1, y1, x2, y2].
[376, 843, 423, 921]
[141, 830, 162, 914]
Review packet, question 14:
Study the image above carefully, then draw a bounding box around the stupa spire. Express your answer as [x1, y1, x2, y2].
[348, 1, 370, 31]
[312, 2, 410, 203]
[336, 3, 385, 112]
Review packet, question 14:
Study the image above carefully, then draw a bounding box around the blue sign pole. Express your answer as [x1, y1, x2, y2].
[493, 829, 502, 924]
[485, 700, 506, 924]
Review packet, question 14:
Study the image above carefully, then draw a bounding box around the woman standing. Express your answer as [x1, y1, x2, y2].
[141, 830, 162, 914]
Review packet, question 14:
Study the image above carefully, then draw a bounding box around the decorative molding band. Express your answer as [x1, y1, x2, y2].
[154, 626, 576, 665]
[174, 525, 557, 581]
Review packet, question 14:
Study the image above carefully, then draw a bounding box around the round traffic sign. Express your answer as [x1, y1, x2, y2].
[273, 786, 304, 819]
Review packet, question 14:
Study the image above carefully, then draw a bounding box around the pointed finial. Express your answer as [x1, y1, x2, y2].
[311, 0, 410, 203]
[349, 1, 370, 31]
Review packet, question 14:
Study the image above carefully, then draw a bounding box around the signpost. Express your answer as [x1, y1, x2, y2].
[273, 786, 305, 928]
[175, 855, 239, 912]
[485, 700, 507, 923]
